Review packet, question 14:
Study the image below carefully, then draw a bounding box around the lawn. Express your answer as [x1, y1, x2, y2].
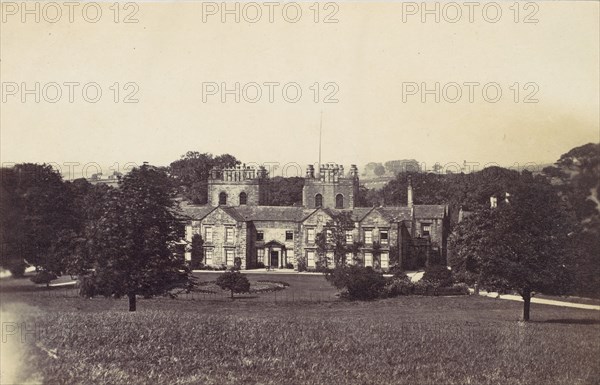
[1, 276, 599, 385]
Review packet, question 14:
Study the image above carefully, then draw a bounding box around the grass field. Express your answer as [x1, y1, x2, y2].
[1, 276, 599, 385]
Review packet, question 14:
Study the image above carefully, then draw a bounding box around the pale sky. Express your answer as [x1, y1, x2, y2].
[1, 1, 599, 178]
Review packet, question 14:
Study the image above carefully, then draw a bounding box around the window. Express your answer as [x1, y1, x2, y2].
[219, 192, 227, 205]
[345, 252, 354, 265]
[257, 248, 265, 264]
[345, 230, 353, 244]
[239, 192, 247, 205]
[205, 227, 213, 243]
[364, 229, 373, 244]
[364, 252, 373, 267]
[307, 228, 315, 243]
[315, 194, 323, 208]
[381, 252, 389, 269]
[326, 229, 333, 242]
[326, 251, 334, 267]
[422, 224, 431, 237]
[205, 248, 214, 265]
[307, 251, 315, 267]
[226, 227, 234, 243]
[335, 194, 344, 209]
[225, 249, 235, 266]
[380, 230, 389, 244]
[285, 231, 294, 241]
[256, 231, 264, 241]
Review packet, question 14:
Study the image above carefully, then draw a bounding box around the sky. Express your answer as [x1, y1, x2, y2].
[1, 1, 599, 179]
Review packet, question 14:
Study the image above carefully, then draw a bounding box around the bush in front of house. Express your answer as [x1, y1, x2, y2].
[30, 271, 58, 285]
[296, 257, 307, 272]
[326, 265, 386, 301]
[422, 264, 453, 288]
[215, 271, 250, 299]
[388, 264, 404, 277]
[384, 274, 414, 296]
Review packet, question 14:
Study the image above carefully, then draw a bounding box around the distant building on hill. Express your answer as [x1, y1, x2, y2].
[182, 163, 448, 271]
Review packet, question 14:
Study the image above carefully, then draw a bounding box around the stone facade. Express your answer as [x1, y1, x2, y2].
[302, 164, 360, 209]
[207, 164, 269, 207]
[184, 163, 449, 271]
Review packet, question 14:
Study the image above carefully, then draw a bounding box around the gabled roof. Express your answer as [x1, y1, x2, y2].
[377, 207, 413, 222]
[234, 206, 312, 222]
[301, 207, 334, 223]
[219, 206, 246, 222]
[349, 207, 375, 222]
[414, 205, 447, 219]
[179, 204, 216, 221]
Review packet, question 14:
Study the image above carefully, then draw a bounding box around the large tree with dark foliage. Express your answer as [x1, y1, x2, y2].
[449, 178, 575, 321]
[84, 164, 194, 311]
[542, 143, 600, 297]
[268, 177, 304, 206]
[169, 151, 240, 204]
[0, 164, 77, 277]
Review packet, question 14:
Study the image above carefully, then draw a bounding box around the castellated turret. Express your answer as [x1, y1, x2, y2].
[302, 163, 359, 209]
[207, 164, 269, 206]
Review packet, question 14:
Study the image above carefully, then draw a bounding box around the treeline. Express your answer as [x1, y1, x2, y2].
[1, 144, 598, 298]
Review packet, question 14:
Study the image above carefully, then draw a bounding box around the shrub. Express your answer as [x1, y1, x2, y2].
[297, 257, 307, 272]
[384, 275, 414, 297]
[326, 265, 386, 301]
[285, 263, 294, 269]
[233, 257, 242, 271]
[215, 271, 250, 299]
[30, 271, 58, 285]
[388, 264, 404, 277]
[256, 262, 265, 269]
[422, 264, 453, 288]
[7, 261, 27, 278]
[413, 280, 438, 295]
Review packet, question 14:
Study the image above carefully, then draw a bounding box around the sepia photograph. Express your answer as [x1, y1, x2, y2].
[1, 1, 599, 384]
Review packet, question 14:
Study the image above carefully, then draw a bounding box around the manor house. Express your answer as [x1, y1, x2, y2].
[183, 163, 448, 270]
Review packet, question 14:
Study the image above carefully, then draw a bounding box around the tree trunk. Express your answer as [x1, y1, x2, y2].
[230, 290, 234, 299]
[522, 290, 531, 321]
[128, 293, 137, 312]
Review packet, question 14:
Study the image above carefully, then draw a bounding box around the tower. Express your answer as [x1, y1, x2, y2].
[207, 164, 269, 206]
[302, 163, 359, 209]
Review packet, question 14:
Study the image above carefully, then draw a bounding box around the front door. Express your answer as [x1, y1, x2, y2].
[270, 251, 279, 268]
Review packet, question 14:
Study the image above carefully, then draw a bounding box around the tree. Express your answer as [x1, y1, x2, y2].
[449, 179, 575, 321]
[84, 164, 194, 311]
[215, 271, 250, 299]
[384, 159, 421, 175]
[325, 265, 385, 300]
[374, 165, 386, 176]
[316, 212, 356, 268]
[268, 177, 304, 206]
[0, 164, 78, 277]
[190, 234, 204, 269]
[169, 152, 240, 204]
[543, 143, 600, 297]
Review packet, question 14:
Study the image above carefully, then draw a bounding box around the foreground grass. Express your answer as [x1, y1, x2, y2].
[2, 281, 599, 385]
